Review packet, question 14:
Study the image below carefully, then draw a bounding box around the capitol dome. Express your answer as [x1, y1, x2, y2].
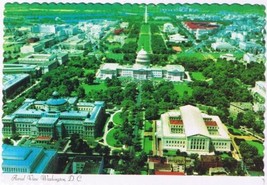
[135, 48, 150, 66]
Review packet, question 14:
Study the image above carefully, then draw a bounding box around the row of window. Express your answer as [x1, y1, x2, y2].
[15, 123, 32, 128]
[165, 144, 185, 148]
[165, 140, 185, 144]
[213, 142, 228, 146]
[190, 144, 206, 150]
[3, 167, 28, 173]
[208, 131, 219, 135]
[78, 107, 91, 111]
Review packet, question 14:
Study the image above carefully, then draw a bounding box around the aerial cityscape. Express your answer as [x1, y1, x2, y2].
[1, 3, 265, 177]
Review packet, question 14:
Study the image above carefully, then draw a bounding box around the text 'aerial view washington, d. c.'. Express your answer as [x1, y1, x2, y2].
[1, 3, 265, 177]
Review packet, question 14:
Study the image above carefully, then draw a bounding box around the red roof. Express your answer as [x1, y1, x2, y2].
[36, 136, 52, 141]
[184, 21, 218, 30]
[170, 120, 183, 125]
[114, 28, 124, 35]
[155, 171, 185, 175]
[205, 121, 217, 127]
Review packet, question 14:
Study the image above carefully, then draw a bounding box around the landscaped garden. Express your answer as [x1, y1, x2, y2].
[144, 121, 153, 132]
[191, 72, 206, 81]
[113, 112, 124, 125]
[106, 128, 122, 147]
[174, 83, 193, 97]
[143, 136, 152, 154]
[137, 24, 152, 53]
[246, 140, 264, 156]
[82, 83, 107, 94]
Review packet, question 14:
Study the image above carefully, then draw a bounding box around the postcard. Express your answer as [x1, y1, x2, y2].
[0, 0, 266, 185]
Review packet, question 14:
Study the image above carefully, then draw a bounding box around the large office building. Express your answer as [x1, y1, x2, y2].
[3, 64, 41, 77]
[2, 144, 57, 173]
[3, 74, 31, 98]
[20, 43, 44, 54]
[2, 92, 106, 140]
[156, 105, 231, 155]
[96, 48, 185, 81]
[18, 53, 64, 74]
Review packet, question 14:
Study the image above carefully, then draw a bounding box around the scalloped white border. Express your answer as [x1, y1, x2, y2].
[0, 1, 266, 185]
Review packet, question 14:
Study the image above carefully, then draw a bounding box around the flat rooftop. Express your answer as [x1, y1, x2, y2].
[3, 74, 30, 91]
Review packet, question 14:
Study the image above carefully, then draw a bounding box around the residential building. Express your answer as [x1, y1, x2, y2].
[156, 105, 231, 155]
[72, 156, 104, 174]
[2, 144, 57, 173]
[2, 91, 106, 140]
[96, 48, 185, 82]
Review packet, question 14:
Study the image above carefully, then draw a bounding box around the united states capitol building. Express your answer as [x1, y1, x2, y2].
[156, 105, 231, 155]
[96, 48, 185, 81]
[2, 91, 106, 141]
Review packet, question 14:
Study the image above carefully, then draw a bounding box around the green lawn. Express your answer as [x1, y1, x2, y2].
[143, 136, 152, 154]
[145, 121, 152, 131]
[82, 83, 107, 94]
[164, 150, 177, 156]
[106, 43, 121, 50]
[248, 171, 264, 176]
[113, 112, 124, 125]
[220, 152, 231, 159]
[125, 38, 137, 43]
[106, 128, 121, 147]
[176, 52, 206, 61]
[246, 141, 264, 156]
[191, 72, 206, 81]
[137, 24, 152, 53]
[106, 53, 124, 60]
[227, 126, 245, 135]
[174, 83, 193, 97]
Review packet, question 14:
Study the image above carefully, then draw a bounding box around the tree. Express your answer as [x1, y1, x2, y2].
[145, 106, 159, 120]
[222, 157, 237, 173]
[77, 87, 85, 99]
[239, 141, 258, 165]
[3, 138, 13, 145]
[86, 72, 96, 84]
[108, 122, 114, 130]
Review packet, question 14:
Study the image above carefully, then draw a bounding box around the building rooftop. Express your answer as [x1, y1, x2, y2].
[2, 144, 56, 173]
[180, 105, 210, 137]
[3, 74, 30, 91]
[184, 21, 218, 30]
[159, 105, 230, 139]
[38, 117, 58, 125]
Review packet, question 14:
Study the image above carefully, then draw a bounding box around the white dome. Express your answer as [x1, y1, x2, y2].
[136, 48, 150, 66]
[138, 48, 148, 55]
